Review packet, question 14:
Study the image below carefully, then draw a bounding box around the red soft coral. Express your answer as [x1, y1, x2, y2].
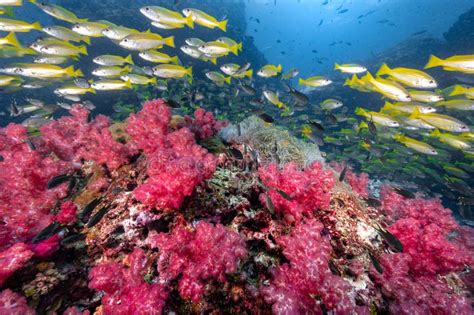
[258, 162, 335, 223]
[331, 162, 369, 197]
[89, 248, 168, 315]
[0, 289, 34, 315]
[0, 243, 34, 286]
[41, 105, 131, 170]
[54, 200, 78, 225]
[260, 219, 356, 314]
[147, 222, 247, 303]
[179, 108, 228, 140]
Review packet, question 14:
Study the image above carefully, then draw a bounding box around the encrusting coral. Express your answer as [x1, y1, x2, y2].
[0, 99, 472, 314]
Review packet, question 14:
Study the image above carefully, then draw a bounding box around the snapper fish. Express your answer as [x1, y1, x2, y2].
[182, 8, 228, 31]
[334, 63, 367, 74]
[0, 17, 41, 32]
[29, 0, 87, 23]
[409, 108, 469, 133]
[393, 133, 437, 155]
[91, 79, 132, 90]
[299, 75, 332, 87]
[360, 72, 411, 102]
[93, 54, 134, 66]
[140, 6, 194, 28]
[120, 32, 174, 50]
[355, 107, 399, 127]
[257, 64, 282, 78]
[42, 25, 90, 44]
[102, 25, 139, 40]
[376, 63, 437, 89]
[425, 54, 474, 74]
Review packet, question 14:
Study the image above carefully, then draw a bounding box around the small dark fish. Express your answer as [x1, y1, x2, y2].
[235, 62, 251, 76]
[318, 19, 323, 26]
[309, 120, 324, 134]
[47, 174, 72, 189]
[276, 39, 281, 43]
[255, 18, 260, 24]
[392, 186, 415, 199]
[33, 222, 60, 244]
[345, 41, 352, 46]
[166, 99, 181, 108]
[264, 193, 275, 214]
[312, 49, 318, 53]
[363, 197, 381, 207]
[24, 138, 36, 151]
[285, 84, 309, 106]
[338, 9, 348, 14]
[339, 165, 347, 182]
[328, 259, 340, 276]
[74, 78, 90, 89]
[239, 81, 256, 96]
[249, 99, 264, 107]
[357, 14, 364, 19]
[459, 196, 474, 206]
[0, 155, 3, 162]
[275, 189, 292, 201]
[280, 51, 285, 55]
[229, 147, 243, 160]
[377, 228, 403, 253]
[326, 113, 338, 124]
[258, 113, 274, 123]
[61, 233, 86, 245]
[9, 99, 19, 116]
[368, 118, 377, 136]
[87, 206, 109, 228]
[79, 197, 102, 223]
[236, 123, 242, 137]
[369, 252, 383, 274]
[308, 133, 324, 146]
[412, 30, 427, 36]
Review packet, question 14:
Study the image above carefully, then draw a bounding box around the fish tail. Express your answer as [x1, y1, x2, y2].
[218, 19, 228, 32]
[449, 85, 465, 96]
[185, 15, 194, 28]
[74, 69, 84, 77]
[82, 36, 91, 45]
[298, 78, 305, 86]
[125, 54, 134, 65]
[64, 65, 75, 77]
[343, 78, 351, 86]
[237, 42, 243, 51]
[424, 55, 443, 69]
[4, 7, 14, 17]
[382, 101, 394, 111]
[78, 17, 89, 23]
[245, 69, 253, 79]
[276, 64, 282, 73]
[230, 44, 239, 56]
[148, 77, 157, 84]
[124, 79, 132, 89]
[31, 21, 41, 30]
[186, 66, 193, 77]
[5, 32, 22, 48]
[28, 0, 37, 3]
[170, 55, 179, 64]
[409, 107, 421, 119]
[393, 133, 403, 142]
[225, 76, 232, 85]
[334, 63, 340, 70]
[89, 87, 97, 94]
[208, 57, 217, 65]
[79, 45, 88, 55]
[429, 129, 441, 138]
[361, 71, 375, 82]
[163, 36, 175, 48]
[355, 107, 367, 117]
[376, 63, 391, 76]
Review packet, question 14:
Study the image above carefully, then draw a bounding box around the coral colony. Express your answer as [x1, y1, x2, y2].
[0, 99, 472, 314]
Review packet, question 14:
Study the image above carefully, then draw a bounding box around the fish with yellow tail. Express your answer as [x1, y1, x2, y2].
[206, 71, 231, 85]
[449, 85, 474, 99]
[429, 129, 472, 151]
[42, 25, 91, 44]
[257, 64, 282, 78]
[182, 8, 228, 31]
[0, 18, 41, 32]
[263, 90, 285, 109]
[12, 64, 83, 78]
[360, 72, 411, 102]
[425, 54, 474, 74]
[298, 75, 332, 87]
[216, 37, 243, 52]
[355, 107, 400, 127]
[0, 0, 22, 6]
[72, 21, 112, 37]
[409, 107, 469, 133]
[138, 50, 178, 64]
[91, 79, 132, 91]
[140, 6, 194, 28]
[0, 32, 21, 47]
[198, 41, 239, 56]
[381, 101, 436, 114]
[93, 54, 134, 66]
[29, 0, 87, 23]
[334, 63, 367, 74]
[152, 64, 192, 79]
[393, 133, 438, 155]
[120, 31, 174, 50]
[120, 74, 156, 85]
[408, 89, 444, 103]
[376, 63, 437, 89]
[435, 99, 474, 111]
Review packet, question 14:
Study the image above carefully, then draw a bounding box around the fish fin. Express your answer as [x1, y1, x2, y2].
[64, 66, 75, 77]
[376, 63, 391, 76]
[28, 0, 37, 3]
[298, 78, 305, 86]
[334, 63, 340, 70]
[186, 66, 193, 77]
[82, 36, 91, 45]
[393, 133, 403, 141]
[79, 45, 88, 55]
[245, 69, 253, 79]
[3, 7, 14, 17]
[77, 17, 88, 23]
[185, 15, 194, 28]
[424, 54, 443, 69]
[382, 101, 394, 111]
[355, 107, 367, 117]
[343, 78, 351, 86]
[218, 19, 228, 32]
[124, 79, 132, 89]
[74, 69, 84, 77]
[163, 36, 175, 48]
[237, 42, 243, 51]
[276, 64, 282, 73]
[361, 71, 375, 82]
[145, 29, 151, 33]
[429, 129, 441, 138]
[449, 85, 465, 96]
[124, 54, 134, 65]
[31, 21, 41, 30]
[229, 44, 239, 56]
[225, 76, 232, 85]
[170, 56, 179, 64]
[409, 107, 421, 119]
[358, 121, 368, 131]
[5, 32, 22, 48]
[149, 77, 157, 84]
[89, 88, 96, 94]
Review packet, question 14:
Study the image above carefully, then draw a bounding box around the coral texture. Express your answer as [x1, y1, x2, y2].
[0, 243, 34, 286]
[0, 289, 35, 315]
[41, 105, 132, 170]
[258, 162, 335, 223]
[180, 108, 228, 140]
[147, 222, 248, 302]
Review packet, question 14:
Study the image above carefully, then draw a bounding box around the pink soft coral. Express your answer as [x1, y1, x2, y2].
[147, 221, 247, 303]
[54, 200, 78, 225]
[41, 105, 131, 170]
[0, 289, 34, 315]
[128, 99, 217, 210]
[258, 162, 335, 223]
[0, 243, 34, 286]
[179, 108, 228, 140]
[260, 219, 357, 314]
[89, 248, 168, 315]
[331, 162, 369, 197]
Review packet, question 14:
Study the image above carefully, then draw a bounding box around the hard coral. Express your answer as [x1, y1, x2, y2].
[0, 289, 34, 315]
[0, 123, 70, 251]
[147, 221, 248, 303]
[41, 105, 132, 170]
[261, 219, 357, 314]
[129, 99, 217, 210]
[89, 248, 168, 315]
[258, 162, 335, 223]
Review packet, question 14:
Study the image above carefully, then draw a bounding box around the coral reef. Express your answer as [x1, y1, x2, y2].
[0, 99, 472, 314]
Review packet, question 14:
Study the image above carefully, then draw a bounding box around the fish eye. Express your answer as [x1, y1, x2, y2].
[406, 95, 410, 98]
[145, 7, 150, 11]
[123, 39, 128, 42]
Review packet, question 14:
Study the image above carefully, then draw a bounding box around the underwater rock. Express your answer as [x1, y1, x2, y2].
[444, 7, 474, 52]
